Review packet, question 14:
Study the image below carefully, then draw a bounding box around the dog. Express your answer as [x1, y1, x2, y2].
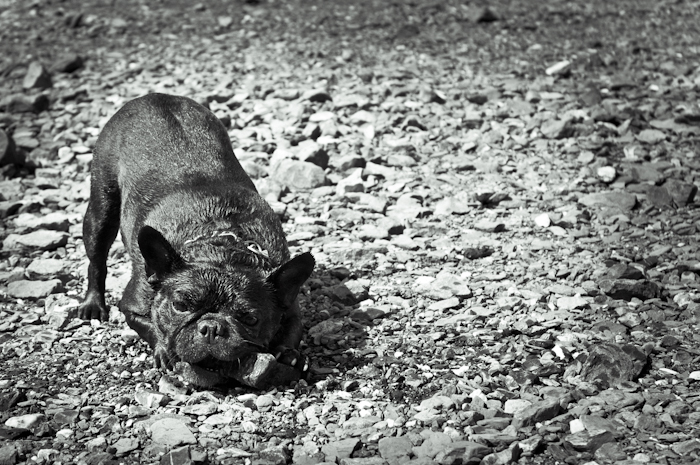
[78, 93, 314, 387]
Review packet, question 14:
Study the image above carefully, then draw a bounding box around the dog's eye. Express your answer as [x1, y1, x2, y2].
[171, 301, 188, 313]
[240, 314, 258, 326]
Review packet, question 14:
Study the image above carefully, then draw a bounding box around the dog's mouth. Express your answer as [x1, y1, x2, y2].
[190, 356, 239, 376]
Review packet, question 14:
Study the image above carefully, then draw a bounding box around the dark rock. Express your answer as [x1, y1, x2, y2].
[22, 61, 52, 90]
[512, 398, 561, 428]
[580, 343, 647, 388]
[470, 6, 499, 23]
[302, 89, 332, 103]
[605, 263, 644, 280]
[598, 279, 661, 301]
[296, 140, 329, 169]
[1, 93, 50, 113]
[0, 129, 23, 166]
[646, 185, 674, 209]
[564, 430, 615, 452]
[663, 179, 697, 207]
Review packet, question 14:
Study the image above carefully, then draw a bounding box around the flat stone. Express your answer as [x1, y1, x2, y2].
[7, 279, 64, 299]
[3, 230, 69, 251]
[26, 258, 68, 279]
[578, 192, 636, 211]
[378, 436, 412, 460]
[413, 432, 453, 459]
[4, 413, 46, 431]
[321, 438, 360, 462]
[113, 437, 140, 456]
[150, 418, 196, 446]
[512, 398, 561, 428]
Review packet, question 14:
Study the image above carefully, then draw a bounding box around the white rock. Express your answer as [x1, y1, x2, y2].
[534, 213, 551, 227]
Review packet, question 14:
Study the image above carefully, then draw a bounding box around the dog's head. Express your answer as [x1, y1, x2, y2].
[137, 225, 314, 387]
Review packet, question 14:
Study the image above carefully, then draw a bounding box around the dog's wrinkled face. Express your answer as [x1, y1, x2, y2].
[137, 226, 313, 387]
[151, 265, 283, 386]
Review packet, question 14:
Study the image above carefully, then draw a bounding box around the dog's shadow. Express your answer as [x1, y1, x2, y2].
[299, 264, 381, 385]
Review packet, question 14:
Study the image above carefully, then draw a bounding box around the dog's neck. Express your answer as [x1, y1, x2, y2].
[180, 230, 273, 270]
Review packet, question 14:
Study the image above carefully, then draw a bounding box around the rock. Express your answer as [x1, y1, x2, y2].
[377, 436, 412, 460]
[86, 436, 107, 452]
[435, 441, 491, 465]
[605, 263, 644, 280]
[4, 413, 46, 432]
[113, 437, 140, 456]
[470, 5, 499, 22]
[22, 61, 52, 89]
[0, 129, 22, 167]
[580, 343, 648, 388]
[564, 430, 615, 453]
[637, 129, 666, 144]
[3, 230, 69, 251]
[336, 168, 365, 196]
[150, 418, 196, 446]
[413, 432, 453, 458]
[0, 445, 18, 464]
[473, 219, 505, 232]
[296, 140, 329, 169]
[52, 53, 84, 73]
[663, 179, 697, 207]
[504, 399, 532, 416]
[26, 258, 68, 279]
[598, 279, 661, 301]
[512, 398, 561, 428]
[578, 192, 636, 211]
[1, 93, 50, 113]
[646, 185, 674, 209]
[134, 390, 170, 408]
[556, 295, 589, 310]
[270, 159, 327, 191]
[7, 279, 64, 299]
[545, 60, 571, 76]
[597, 166, 616, 183]
[302, 89, 332, 103]
[230, 352, 301, 389]
[321, 438, 360, 462]
[540, 119, 571, 139]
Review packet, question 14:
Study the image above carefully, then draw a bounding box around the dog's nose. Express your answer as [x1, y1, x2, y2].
[197, 320, 224, 344]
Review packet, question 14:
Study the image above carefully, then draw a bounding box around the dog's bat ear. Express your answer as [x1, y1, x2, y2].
[267, 252, 315, 309]
[138, 226, 182, 281]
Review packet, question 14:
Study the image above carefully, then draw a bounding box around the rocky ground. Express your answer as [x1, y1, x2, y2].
[1, 0, 700, 464]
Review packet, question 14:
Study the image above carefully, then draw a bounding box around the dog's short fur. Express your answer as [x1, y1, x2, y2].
[79, 93, 314, 387]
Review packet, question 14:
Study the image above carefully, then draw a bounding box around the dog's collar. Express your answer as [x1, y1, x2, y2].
[182, 230, 270, 261]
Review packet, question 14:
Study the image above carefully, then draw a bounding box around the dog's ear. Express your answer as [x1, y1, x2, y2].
[138, 226, 182, 281]
[267, 252, 315, 309]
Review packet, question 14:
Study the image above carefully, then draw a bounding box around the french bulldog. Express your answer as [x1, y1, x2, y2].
[78, 93, 315, 387]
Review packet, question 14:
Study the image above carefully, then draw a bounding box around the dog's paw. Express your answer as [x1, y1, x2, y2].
[153, 344, 172, 370]
[78, 294, 108, 321]
[272, 345, 309, 373]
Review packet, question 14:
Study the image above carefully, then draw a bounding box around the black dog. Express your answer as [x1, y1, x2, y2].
[79, 93, 314, 387]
